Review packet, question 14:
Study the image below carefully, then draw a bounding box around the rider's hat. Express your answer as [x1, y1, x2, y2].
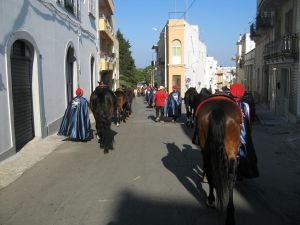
[76, 87, 83, 97]
[230, 83, 244, 101]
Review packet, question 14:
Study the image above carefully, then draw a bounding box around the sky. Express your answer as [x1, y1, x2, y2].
[114, 0, 256, 68]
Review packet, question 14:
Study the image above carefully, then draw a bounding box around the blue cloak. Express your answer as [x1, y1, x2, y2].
[58, 96, 91, 141]
[164, 91, 182, 117]
[237, 101, 259, 178]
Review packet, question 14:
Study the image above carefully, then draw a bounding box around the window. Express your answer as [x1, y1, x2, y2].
[60, 0, 80, 18]
[172, 75, 181, 91]
[281, 68, 290, 98]
[88, 0, 96, 17]
[285, 9, 293, 34]
[64, 0, 75, 15]
[171, 40, 181, 64]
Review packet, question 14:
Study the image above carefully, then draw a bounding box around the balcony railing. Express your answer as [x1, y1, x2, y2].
[264, 34, 298, 62]
[250, 23, 259, 40]
[250, 11, 273, 40]
[100, 52, 115, 71]
[99, 15, 115, 42]
[256, 11, 273, 29]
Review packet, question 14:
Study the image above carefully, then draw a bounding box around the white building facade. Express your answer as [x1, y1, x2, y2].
[235, 33, 255, 86]
[0, 0, 98, 160]
[184, 24, 207, 93]
[205, 56, 218, 92]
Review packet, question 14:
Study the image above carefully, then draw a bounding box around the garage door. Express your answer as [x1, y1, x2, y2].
[11, 41, 35, 151]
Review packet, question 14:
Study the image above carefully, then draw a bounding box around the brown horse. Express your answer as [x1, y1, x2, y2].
[184, 87, 199, 128]
[123, 86, 135, 117]
[90, 86, 116, 153]
[195, 95, 242, 225]
[114, 89, 128, 126]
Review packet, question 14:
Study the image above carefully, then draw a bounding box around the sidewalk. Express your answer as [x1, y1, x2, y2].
[0, 114, 95, 190]
[255, 103, 300, 157]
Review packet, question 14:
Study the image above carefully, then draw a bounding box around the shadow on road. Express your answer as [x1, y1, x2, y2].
[106, 190, 218, 225]
[162, 142, 206, 204]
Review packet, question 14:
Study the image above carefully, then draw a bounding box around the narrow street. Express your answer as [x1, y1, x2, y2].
[0, 96, 300, 225]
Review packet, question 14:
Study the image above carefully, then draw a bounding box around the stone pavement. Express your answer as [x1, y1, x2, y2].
[1, 102, 299, 190]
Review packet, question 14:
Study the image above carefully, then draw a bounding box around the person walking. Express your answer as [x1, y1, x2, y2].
[153, 86, 168, 122]
[167, 85, 182, 123]
[58, 87, 91, 141]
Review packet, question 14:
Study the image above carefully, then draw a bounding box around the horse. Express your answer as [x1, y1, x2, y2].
[114, 89, 128, 126]
[184, 87, 199, 128]
[195, 95, 242, 225]
[90, 86, 116, 154]
[191, 88, 212, 144]
[122, 86, 135, 117]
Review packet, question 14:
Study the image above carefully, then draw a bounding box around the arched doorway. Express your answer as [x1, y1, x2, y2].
[91, 56, 95, 93]
[66, 46, 76, 103]
[10, 40, 34, 151]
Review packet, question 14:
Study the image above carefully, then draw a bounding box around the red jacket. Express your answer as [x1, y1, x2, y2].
[154, 90, 167, 107]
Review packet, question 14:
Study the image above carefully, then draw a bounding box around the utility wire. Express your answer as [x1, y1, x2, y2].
[169, 0, 197, 27]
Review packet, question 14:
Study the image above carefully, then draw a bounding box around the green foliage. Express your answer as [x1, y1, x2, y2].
[117, 30, 137, 87]
[117, 30, 156, 87]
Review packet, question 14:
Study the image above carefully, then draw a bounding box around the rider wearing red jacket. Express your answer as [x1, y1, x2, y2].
[153, 86, 168, 122]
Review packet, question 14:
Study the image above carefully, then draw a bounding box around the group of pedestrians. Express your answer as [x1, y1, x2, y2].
[152, 85, 182, 123]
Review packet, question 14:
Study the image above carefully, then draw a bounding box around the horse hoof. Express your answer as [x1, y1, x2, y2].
[104, 149, 109, 154]
[117, 123, 120, 127]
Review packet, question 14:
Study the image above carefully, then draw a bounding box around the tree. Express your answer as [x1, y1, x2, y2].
[117, 30, 137, 87]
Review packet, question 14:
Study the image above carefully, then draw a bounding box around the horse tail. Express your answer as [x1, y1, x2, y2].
[207, 107, 228, 208]
[97, 92, 115, 151]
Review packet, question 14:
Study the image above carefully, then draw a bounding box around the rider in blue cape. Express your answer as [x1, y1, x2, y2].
[230, 83, 259, 179]
[58, 87, 91, 141]
[164, 85, 182, 122]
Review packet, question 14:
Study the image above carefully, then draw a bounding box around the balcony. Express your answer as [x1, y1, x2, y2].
[258, 0, 285, 11]
[100, 53, 115, 71]
[99, 17, 115, 42]
[256, 11, 273, 29]
[100, 0, 114, 15]
[264, 34, 298, 64]
[250, 23, 260, 40]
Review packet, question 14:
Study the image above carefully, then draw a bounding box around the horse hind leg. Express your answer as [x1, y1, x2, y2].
[226, 157, 237, 225]
[206, 172, 216, 208]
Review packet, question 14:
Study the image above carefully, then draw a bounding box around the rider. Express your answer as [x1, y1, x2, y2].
[230, 83, 259, 179]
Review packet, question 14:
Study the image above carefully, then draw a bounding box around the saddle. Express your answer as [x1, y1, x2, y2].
[195, 94, 243, 123]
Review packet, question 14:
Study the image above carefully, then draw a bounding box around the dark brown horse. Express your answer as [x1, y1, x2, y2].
[123, 86, 135, 117]
[90, 86, 116, 153]
[184, 87, 199, 128]
[195, 95, 242, 225]
[114, 89, 128, 126]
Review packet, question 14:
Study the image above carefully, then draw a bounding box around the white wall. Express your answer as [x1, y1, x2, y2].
[205, 57, 218, 92]
[184, 22, 207, 93]
[0, 0, 98, 158]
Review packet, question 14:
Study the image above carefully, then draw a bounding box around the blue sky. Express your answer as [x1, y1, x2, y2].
[114, 0, 256, 68]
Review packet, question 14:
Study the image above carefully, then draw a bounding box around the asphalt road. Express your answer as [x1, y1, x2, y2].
[0, 96, 299, 225]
